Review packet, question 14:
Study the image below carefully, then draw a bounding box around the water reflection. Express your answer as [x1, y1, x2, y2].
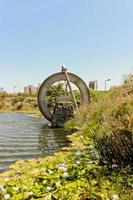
[0, 113, 71, 172]
[38, 127, 71, 155]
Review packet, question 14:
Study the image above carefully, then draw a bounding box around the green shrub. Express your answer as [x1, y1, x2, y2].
[0, 92, 7, 98]
[67, 76, 133, 167]
[0, 102, 4, 110]
[89, 88, 106, 103]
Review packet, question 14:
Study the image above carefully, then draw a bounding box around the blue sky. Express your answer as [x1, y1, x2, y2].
[0, 0, 133, 92]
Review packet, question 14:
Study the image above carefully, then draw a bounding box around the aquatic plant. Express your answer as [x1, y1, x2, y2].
[0, 149, 132, 200]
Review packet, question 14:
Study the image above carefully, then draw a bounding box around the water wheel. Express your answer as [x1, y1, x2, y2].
[38, 67, 90, 122]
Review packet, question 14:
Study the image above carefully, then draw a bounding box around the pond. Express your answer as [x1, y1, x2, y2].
[0, 113, 71, 172]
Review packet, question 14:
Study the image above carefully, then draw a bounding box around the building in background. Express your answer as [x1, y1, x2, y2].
[24, 85, 36, 94]
[0, 87, 6, 93]
[24, 84, 40, 94]
[89, 80, 98, 90]
[0, 87, 4, 92]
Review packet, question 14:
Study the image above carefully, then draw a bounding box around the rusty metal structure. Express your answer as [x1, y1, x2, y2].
[37, 67, 90, 127]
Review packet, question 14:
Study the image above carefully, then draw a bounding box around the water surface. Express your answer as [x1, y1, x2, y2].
[0, 113, 71, 172]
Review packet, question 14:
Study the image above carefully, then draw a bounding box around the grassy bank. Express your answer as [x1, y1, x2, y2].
[66, 74, 133, 167]
[0, 93, 41, 117]
[0, 75, 133, 199]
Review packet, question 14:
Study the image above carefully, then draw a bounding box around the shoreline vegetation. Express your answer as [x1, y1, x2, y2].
[0, 74, 133, 199]
[0, 93, 40, 115]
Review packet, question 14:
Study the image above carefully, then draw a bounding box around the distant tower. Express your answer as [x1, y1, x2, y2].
[89, 80, 98, 90]
[24, 85, 37, 94]
[0, 87, 4, 93]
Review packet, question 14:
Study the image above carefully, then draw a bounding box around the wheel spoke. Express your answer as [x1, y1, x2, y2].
[49, 86, 61, 97]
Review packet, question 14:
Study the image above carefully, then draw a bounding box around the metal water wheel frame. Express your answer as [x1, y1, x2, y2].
[38, 69, 90, 122]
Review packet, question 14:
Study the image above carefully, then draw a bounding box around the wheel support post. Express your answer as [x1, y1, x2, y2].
[61, 66, 79, 111]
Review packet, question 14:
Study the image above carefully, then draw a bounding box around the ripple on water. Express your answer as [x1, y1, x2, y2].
[0, 113, 71, 172]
